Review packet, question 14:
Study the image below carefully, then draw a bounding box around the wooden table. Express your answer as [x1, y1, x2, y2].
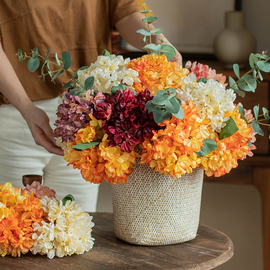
[1, 213, 233, 270]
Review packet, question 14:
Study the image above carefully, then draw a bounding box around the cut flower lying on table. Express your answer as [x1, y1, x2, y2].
[17, 6, 270, 185]
[0, 182, 94, 259]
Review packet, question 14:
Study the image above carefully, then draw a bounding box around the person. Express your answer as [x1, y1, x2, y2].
[0, 0, 182, 211]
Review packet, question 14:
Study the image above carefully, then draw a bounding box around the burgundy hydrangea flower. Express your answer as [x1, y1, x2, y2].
[100, 88, 158, 152]
[54, 92, 92, 143]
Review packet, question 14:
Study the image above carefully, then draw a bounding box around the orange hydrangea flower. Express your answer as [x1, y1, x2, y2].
[127, 53, 189, 96]
[199, 107, 253, 177]
[65, 134, 137, 185]
[0, 183, 45, 257]
[140, 102, 210, 178]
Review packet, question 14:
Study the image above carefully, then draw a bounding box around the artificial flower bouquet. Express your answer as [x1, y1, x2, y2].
[0, 181, 94, 259]
[17, 7, 270, 186]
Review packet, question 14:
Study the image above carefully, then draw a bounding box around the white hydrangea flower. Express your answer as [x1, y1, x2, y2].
[176, 74, 236, 132]
[77, 54, 140, 94]
[31, 196, 95, 259]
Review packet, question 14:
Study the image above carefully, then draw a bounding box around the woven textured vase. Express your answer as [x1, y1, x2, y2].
[112, 161, 204, 246]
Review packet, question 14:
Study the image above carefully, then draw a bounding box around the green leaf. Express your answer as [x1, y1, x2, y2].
[253, 105, 259, 120]
[257, 68, 263, 81]
[153, 109, 172, 124]
[152, 88, 176, 105]
[27, 57, 40, 72]
[255, 53, 269, 60]
[150, 28, 163, 35]
[78, 66, 89, 70]
[62, 81, 75, 89]
[17, 49, 23, 62]
[141, 16, 158, 24]
[238, 105, 245, 115]
[219, 117, 239, 140]
[143, 44, 161, 53]
[62, 194, 75, 206]
[62, 51, 71, 70]
[195, 139, 218, 157]
[139, 9, 152, 13]
[55, 52, 61, 66]
[136, 29, 151, 36]
[45, 49, 51, 61]
[51, 69, 64, 81]
[252, 120, 264, 136]
[249, 53, 259, 69]
[165, 97, 180, 114]
[31, 47, 39, 59]
[238, 75, 256, 92]
[257, 60, 270, 72]
[72, 141, 100, 150]
[160, 44, 176, 60]
[103, 49, 110, 56]
[172, 105, 184, 119]
[111, 84, 137, 96]
[84, 76, 94, 90]
[197, 78, 208, 83]
[229, 76, 245, 97]
[145, 101, 172, 124]
[41, 62, 47, 81]
[233, 63, 240, 79]
[262, 107, 269, 120]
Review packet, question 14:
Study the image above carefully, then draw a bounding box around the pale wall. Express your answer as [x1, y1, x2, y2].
[97, 1, 269, 269]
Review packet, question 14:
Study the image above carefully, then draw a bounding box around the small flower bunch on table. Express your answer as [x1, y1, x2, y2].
[0, 182, 94, 259]
[17, 6, 270, 185]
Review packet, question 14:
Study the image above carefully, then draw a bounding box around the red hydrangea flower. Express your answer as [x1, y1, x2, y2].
[99, 88, 158, 152]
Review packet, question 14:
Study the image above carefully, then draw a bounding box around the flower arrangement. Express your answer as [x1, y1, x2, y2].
[0, 182, 94, 259]
[17, 5, 270, 185]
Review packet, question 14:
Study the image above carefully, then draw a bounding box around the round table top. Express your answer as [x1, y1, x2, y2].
[1, 212, 234, 270]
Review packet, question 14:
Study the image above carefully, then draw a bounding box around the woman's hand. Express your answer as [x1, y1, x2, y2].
[22, 104, 64, 156]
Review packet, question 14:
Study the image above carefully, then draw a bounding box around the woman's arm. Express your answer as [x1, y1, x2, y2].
[115, 12, 182, 66]
[0, 43, 63, 155]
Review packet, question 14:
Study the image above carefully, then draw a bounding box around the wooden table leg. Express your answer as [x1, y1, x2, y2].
[253, 167, 270, 270]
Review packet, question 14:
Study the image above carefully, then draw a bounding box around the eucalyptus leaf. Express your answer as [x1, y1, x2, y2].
[172, 105, 184, 119]
[55, 52, 61, 66]
[153, 109, 172, 124]
[62, 194, 75, 206]
[78, 66, 89, 70]
[252, 120, 264, 136]
[84, 76, 94, 90]
[229, 76, 245, 97]
[72, 141, 100, 150]
[141, 16, 158, 24]
[233, 63, 240, 79]
[111, 84, 137, 96]
[62, 51, 71, 70]
[195, 139, 218, 157]
[219, 117, 239, 140]
[238, 105, 245, 115]
[27, 57, 40, 72]
[160, 44, 176, 60]
[45, 49, 51, 61]
[150, 28, 163, 35]
[103, 49, 110, 56]
[145, 101, 162, 113]
[255, 53, 269, 60]
[139, 9, 152, 13]
[257, 60, 270, 73]
[165, 97, 180, 114]
[136, 29, 151, 36]
[253, 105, 259, 120]
[51, 69, 64, 81]
[62, 81, 74, 89]
[197, 78, 208, 83]
[31, 47, 39, 59]
[249, 53, 258, 69]
[17, 49, 23, 62]
[257, 68, 263, 81]
[143, 44, 161, 52]
[262, 107, 269, 120]
[152, 88, 176, 105]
